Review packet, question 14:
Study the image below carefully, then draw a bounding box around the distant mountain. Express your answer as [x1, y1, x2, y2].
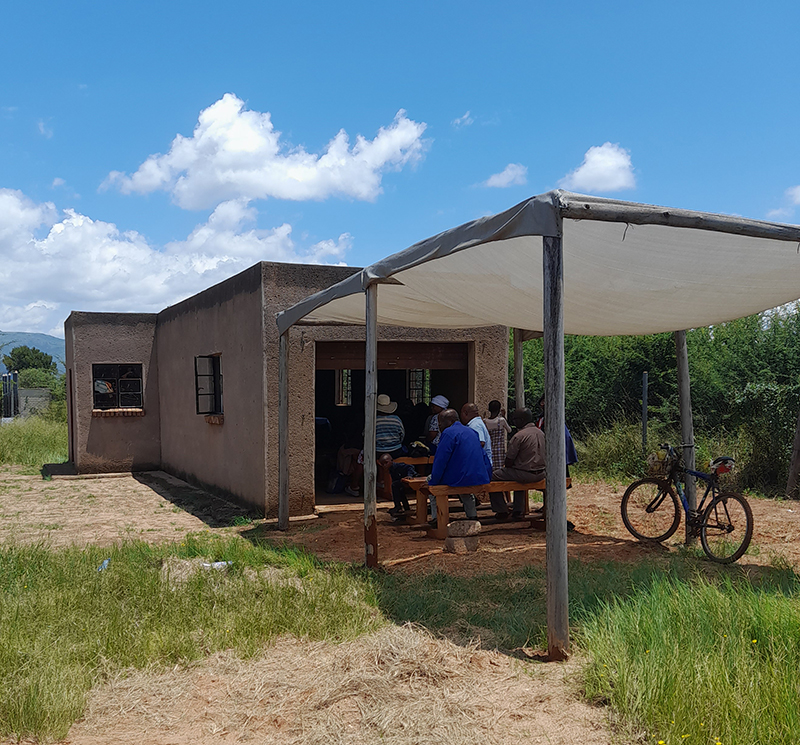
[0, 331, 66, 374]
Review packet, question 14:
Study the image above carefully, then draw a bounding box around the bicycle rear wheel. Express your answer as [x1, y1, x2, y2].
[621, 478, 681, 542]
[700, 492, 753, 563]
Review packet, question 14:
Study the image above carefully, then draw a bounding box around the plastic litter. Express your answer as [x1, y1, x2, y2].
[97, 558, 110, 572]
[201, 561, 232, 570]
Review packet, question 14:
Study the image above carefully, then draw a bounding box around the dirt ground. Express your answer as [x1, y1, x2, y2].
[1, 467, 798, 744]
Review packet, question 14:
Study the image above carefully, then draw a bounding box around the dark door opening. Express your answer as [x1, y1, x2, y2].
[314, 342, 470, 491]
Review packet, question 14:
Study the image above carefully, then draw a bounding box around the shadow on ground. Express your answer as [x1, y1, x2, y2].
[134, 471, 259, 529]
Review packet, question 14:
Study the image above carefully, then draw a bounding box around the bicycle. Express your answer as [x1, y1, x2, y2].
[621, 443, 753, 563]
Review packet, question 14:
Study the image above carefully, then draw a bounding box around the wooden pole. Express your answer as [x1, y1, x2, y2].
[278, 330, 289, 530]
[543, 234, 569, 661]
[785, 409, 800, 499]
[363, 284, 379, 567]
[642, 371, 648, 458]
[675, 330, 696, 540]
[513, 328, 525, 411]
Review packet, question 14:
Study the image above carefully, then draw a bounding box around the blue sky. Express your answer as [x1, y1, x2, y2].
[1, 0, 798, 336]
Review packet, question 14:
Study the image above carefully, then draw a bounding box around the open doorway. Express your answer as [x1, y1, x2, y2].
[314, 342, 470, 494]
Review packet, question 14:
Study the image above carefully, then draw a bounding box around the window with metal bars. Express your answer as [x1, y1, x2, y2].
[195, 355, 223, 415]
[92, 364, 143, 410]
[335, 368, 352, 406]
[407, 369, 430, 405]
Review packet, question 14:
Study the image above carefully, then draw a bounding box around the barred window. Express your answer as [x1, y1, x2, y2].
[92, 364, 143, 410]
[195, 355, 223, 415]
[335, 369, 352, 406]
[407, 369, 430, 405]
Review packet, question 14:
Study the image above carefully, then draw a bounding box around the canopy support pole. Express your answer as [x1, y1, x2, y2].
[543, 234, 569, 661]
[513, 328, 525, 411]
[278, 330, 289, 530]
[363, 283, 379, 567]
[675, 330, 697, 540]
[786, 410, 800, 499]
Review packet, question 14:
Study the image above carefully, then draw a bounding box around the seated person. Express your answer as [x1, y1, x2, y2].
[422, 408, 492, 524]
[376, 394, 405, 458]
[379, 453, 418, 518]
[489, 408, 545, 519]
[535, 394, 578, 477]
[346, 394, 404, 497]
[424, 394, 449, 453]
[461, 402, 493, 467]
[483, 399, 511, 466]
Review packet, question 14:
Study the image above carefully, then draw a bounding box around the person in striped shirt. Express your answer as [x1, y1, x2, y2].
[375, 394, 405, 457]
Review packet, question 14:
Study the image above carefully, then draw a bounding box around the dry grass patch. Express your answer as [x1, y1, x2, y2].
[67, 625, 610, 745]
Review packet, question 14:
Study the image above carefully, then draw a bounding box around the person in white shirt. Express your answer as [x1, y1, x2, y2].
[460, 402, 493, 467]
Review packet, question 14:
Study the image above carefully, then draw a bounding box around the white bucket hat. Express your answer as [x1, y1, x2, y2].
[376, 394, 398, 414]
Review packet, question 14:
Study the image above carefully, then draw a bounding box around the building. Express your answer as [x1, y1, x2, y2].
[64, 262, 508, 517]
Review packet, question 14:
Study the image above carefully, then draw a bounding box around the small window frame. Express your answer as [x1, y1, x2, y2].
[92, 363, 143, 411]
[334, 368, 352, 407]
[195, 354, 223, 415]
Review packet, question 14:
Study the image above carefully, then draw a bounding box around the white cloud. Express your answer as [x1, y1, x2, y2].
[767, 185, 800, 221]
[37, 120, 53, 139]
[103, 94, 428, 209]
[0, 188, 352, 335]
[482, 163, 528, 188]
[452, 111, 474, 128]
[51, 178, 65, 188]
[559, 142, 635, 193]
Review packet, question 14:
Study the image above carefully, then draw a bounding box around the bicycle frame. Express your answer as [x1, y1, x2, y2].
[673, 467, 718, 517]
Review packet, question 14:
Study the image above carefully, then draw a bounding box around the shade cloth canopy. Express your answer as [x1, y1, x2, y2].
[277, 191, 800, 336]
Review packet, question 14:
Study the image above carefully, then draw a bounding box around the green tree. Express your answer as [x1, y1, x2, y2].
[2, 346, 57, 374]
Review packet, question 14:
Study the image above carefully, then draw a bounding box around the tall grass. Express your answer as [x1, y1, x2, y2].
[580, 571, 800, 745]
[374, 559, 800, 745]
[575, 419, 760, 494]
[0, 416, 67, 468]
[0, 535, 381, 740]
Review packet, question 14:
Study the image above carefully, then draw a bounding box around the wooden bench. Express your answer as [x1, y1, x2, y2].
[400, 476, 571, 539]
[376, 455, 435, 504]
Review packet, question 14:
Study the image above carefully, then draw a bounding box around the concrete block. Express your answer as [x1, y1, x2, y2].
[447, 519, 481, 537]
[444, 535, 480, 554]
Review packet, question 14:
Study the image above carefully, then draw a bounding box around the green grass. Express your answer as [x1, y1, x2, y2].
[371, 559, 800, 745]
[3, 533, 800, 744]
[0, 416, 67, 468]
[0, 535, 382, 740]
[579, 570, 800, 745]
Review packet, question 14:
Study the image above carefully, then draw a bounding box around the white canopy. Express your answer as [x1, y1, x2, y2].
[277, 190, 800, 336]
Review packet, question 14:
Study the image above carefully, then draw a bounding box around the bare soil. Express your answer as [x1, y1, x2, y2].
[1, 467, 798, 744]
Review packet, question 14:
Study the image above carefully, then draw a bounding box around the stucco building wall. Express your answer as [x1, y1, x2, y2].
[156, 264, 266, 510]
[65, 312, 161, 473]
[65, 261, 509, 517]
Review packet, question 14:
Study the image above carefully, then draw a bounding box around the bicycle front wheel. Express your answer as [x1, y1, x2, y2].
[621, 478, 681, 542]
[700, 492, 753, 563]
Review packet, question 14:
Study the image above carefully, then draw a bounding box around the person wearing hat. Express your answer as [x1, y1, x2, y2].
[345, 394, 406, 498]
[424, 394, 450, 453]
[375, 394, 405, 458]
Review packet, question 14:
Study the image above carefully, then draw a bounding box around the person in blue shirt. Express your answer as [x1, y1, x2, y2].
[422, 408, 492, 524]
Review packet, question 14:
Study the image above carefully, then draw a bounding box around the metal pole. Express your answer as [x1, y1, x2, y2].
[675, 330, 696, 541]
[642, 370, 648, 457]
[513, 328, 525, 411]
[363, 284, 379, 567]
[278, 331, 289, 530]
[543, 234, 569, 661]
